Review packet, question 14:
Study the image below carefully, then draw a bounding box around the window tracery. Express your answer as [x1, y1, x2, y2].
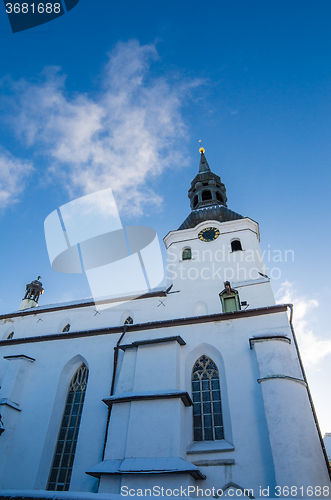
[192, 355, 223, 441]
[47, 364, 88, 491]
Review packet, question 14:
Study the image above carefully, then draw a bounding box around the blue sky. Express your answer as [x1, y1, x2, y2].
[1, 0, 331, 431]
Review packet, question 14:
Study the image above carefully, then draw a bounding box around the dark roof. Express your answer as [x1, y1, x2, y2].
[178, 204, 243, 230]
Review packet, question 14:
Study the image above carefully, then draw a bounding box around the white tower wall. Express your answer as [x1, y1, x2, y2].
[252, 337, 330, 490]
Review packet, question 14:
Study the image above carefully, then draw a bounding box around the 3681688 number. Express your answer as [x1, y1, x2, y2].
[5, 3, 61, 14]
[275, 486, 329, 497]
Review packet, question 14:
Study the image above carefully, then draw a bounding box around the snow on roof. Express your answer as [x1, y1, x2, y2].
[0, 490, 121, 500]
[3, 286, 166, 318]
[86, 456, 205, 480]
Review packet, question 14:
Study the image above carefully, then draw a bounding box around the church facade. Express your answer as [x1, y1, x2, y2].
[0, 150, 330, 499]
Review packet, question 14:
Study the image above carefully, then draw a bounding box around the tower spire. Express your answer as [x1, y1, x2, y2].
[198, 147, 211, 173]
[198, 141, 211, 173]
[177, 148, 243, 230]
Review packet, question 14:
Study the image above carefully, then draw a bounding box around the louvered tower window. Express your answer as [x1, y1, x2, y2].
[192, 355, 223, 441]
[47, 364, 88, 491]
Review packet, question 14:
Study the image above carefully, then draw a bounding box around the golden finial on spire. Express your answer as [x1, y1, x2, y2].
[199, 139, 205, 154]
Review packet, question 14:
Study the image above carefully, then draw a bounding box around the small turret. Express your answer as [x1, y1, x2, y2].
[19, 277, 44, 311]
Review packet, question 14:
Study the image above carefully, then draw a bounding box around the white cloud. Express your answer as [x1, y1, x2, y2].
[0, 147, 33, 210]
[276, 281, 331, 367]
[6, 40, 203, 216]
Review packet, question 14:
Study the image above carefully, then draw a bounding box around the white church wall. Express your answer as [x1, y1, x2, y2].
[0, 335, 115, 490]
[115, 349, 136, 394]
[125, 399, 183, 457]
[104, 402, 131, 460]
[0, 355, 36, 488]
[0, 298, 329, 496]
[231, 280, 275, 308]
[132, 342, 179, 392]
[0, 231, 328, 497]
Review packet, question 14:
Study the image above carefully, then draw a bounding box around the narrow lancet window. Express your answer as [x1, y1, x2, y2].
[47, 364, 88, 491]
[124, 316, 133, 325]
[192, 355, 224, 441]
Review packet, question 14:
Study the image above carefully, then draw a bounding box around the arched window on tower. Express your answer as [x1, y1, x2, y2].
[124, 316, 133, 325]
[193, 195, 198, 208]
[47, 364, 88, 491]
[202, 190, 212, 201]
[62, 324, 70, 333]
[182, 248, 192, 261]
[231, 239, 242, 252]
[192, 355, 224, 441]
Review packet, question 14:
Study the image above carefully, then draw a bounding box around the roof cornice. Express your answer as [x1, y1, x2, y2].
[0, 290, 167, 321]
[0, 304, 289, 347]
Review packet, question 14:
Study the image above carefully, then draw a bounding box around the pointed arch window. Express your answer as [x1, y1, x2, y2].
[124, 316, 133, 325]
[62, 324, 70, 333]
[192, 355, 223, 441]
[47, 364, 88, 491]
[6, 332, 14, 340]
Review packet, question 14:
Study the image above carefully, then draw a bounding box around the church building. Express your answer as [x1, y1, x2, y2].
[0, 149, 330, 499]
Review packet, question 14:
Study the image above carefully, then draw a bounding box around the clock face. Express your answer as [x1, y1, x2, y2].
[198, 227, 220, 242]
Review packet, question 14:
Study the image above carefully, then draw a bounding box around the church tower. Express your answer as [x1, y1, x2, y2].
[90, 149, 331, 497]
[164, 147, 274, 317]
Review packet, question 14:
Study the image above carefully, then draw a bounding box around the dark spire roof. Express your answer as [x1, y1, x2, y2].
[199, 152, 211, 173]
[178, 149, 243, 230]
